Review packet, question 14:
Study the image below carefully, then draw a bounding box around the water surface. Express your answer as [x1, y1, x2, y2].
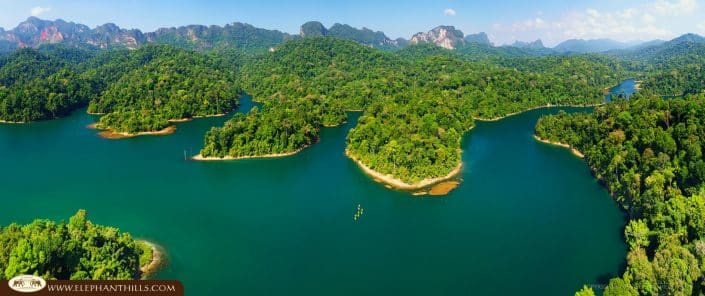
[606, 79, 637, 102]
[0, 97, 626, 295]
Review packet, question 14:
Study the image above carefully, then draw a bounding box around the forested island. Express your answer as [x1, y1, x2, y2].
[0, 210, 160, 280]
[196, 96, 345, 160]
[536, 94, 705, 295]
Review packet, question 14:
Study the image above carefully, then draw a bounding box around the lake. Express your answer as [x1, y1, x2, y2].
[0, 97, 627, 295]
[606, 78, 637, 102]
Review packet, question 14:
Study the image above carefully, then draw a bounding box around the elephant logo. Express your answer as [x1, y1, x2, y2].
[8, 275, 46, 293]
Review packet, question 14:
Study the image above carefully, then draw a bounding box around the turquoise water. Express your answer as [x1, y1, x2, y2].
[0, 97, 626, 295]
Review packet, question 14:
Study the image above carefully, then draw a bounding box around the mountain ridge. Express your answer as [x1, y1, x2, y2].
[0, 17, 702, 54]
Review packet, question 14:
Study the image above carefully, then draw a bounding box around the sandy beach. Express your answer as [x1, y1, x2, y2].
[168, 118, 193, 123]
[192, 146, 309, 161]
[428, 181, 461, 195]
[0, 120, 26, 124]
[345, 150, 463, 191]
[534, 135, 585, 158]
[138, 240, 164, 279]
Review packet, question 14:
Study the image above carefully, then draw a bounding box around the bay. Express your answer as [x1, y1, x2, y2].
[0, 95, 628, 295]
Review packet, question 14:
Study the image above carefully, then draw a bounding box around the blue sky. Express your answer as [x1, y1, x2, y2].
[0, 0, 702, 46]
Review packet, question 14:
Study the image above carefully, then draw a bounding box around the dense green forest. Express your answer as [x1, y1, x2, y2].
[0, 48, 94, 122]
[238, 38, 409, 110]
[86, 45, 240, 133]
[618, 40, 705, 96]
[231, 37, 622, 183]
[535, 94, 705, 295]
[0, 210, 151, 280]
[200, 96, 345, 158]
[346, 95, 471, 183]
[0, 44, 240, 132]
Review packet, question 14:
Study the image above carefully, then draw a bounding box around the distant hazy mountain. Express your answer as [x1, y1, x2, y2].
[668, 33, 705, 44]
[614, 33, 705, 62]
[464, 32, 492, 46]
[624, 39, 666, 51]
[553, 38, 635, 53]
[510, 39, 545, 50]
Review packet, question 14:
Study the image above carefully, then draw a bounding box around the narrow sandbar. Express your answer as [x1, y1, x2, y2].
[98, 125, 177, 139]
[192, 146, 309, 161]
[346, 150, 462, 191]
[534, 135, 585, 158]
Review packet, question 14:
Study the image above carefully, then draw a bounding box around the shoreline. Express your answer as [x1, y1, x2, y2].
[345, 149, 463, 191]
[168, 118, 192, 123]
[0, 119, 26, 124]
[533, 135, 585, 158]
[474, 103, 603, 122]
[138, 240, 164, 279]
[193, 113, 226, 118]
[169, 113, 229, 123]
[192, 146, 309, 161]
[98, 125, 177, 139]
[323, 121, 347, 128]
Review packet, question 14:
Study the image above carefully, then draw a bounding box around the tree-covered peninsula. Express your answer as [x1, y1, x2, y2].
[207, 37, 623, 188]
[0, 44, 240, 135]
[0, 210, 155, 280]
[535, 94, 705, 295]
[86, 45, 240, 135]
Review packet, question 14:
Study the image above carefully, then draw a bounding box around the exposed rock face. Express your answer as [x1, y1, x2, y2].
[410, 26, 465, 50]
[87, 23, 146, 49]
[1, 17, 89, 48]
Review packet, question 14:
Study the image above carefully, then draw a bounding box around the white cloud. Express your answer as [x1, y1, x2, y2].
[489, 0, 701, 46]
[698, 21, 705, 34]
[30, 6, 51, 17]
[652, 0, 698, 15]
[444, 8, 456, 16]
[642, 13, 656, 23]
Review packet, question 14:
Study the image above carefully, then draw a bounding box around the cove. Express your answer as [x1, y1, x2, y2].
[606, 78, 638, 102]
[0, 97, 626, 295]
